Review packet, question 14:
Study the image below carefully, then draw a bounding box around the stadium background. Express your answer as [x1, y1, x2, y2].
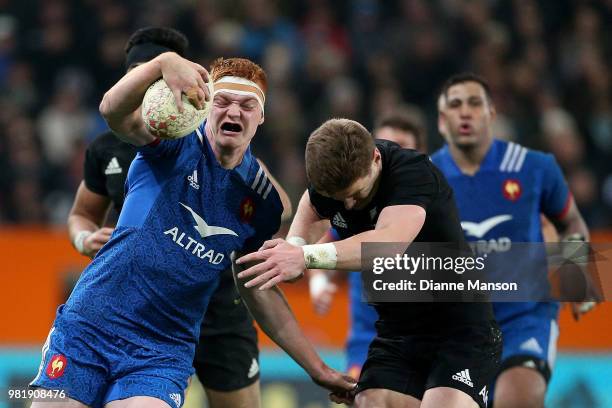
[0, 0, 611, 407]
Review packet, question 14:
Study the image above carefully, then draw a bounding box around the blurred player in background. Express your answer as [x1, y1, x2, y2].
[431, 73, 591, 408]
[67, 26, 291, 408]
[237, 118, 502, 408]
[31, 50, 354, 407]
[306, 109, 428, 381]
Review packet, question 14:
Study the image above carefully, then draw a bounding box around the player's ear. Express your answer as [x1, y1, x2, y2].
[259, 111, 265, 125]
[489, 103, 497, 120]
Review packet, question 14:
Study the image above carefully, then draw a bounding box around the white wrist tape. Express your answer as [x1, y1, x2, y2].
[287, 236, 307, 247]
[309, 273, 331, 298]
[303, 243, 337, 269]
[74, 230, 92, 254]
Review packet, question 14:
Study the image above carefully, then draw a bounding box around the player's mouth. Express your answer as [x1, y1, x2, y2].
[220, 122, 243, 135]
[458, 123, 473, 135]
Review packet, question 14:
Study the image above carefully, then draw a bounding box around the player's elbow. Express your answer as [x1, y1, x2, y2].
[99, 92, 114, 121]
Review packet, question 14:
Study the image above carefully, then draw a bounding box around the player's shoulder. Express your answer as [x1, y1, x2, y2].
[496, 139, 556, 173]
[88, 130, 134, 155]
[242, 157, 284, 214]
[376, 139, 431, 173]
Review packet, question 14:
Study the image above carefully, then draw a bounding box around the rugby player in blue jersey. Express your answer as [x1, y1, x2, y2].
[431, 73, 591, 408]
[30, 53, 355, 408]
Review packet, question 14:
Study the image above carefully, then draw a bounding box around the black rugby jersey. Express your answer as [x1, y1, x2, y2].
[309, 140, 495, 334]
[84, 131, 137, 213]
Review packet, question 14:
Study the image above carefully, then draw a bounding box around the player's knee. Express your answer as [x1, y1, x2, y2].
[494, 367, 546, 408]
[354, 389, 387, 408]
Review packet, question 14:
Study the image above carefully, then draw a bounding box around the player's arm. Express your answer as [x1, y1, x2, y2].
[256, 159, 292, 222]
[549, 197, 589, 241]
[99, 52, 209, 146]
[308, 228, 344, 315]
[67, 182, 114, 258]
[237, 204, 425, 289]
[232, 255, 355, 403]
[286, 190, 330, 244]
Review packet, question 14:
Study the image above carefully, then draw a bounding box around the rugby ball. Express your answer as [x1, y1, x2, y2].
[141, 79, 211, 139]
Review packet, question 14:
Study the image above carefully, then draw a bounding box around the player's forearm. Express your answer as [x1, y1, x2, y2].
[100, 57, 162, 121]
[555, 200, 590, 241]
[67, 214, 100, 243]
[234, 263, 326, 377]
[287, 191, 327, 242]
[99, 56, 165, 145]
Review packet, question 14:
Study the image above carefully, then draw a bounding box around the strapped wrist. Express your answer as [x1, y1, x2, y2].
[303, 243, 337, 269]
[287, 236, 307, 247]
[74, 230, 92, 255]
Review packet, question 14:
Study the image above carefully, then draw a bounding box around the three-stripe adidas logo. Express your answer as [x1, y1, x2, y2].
[332, 213, 348, 228]
[187, 169, 200, 190]
[104, 157, 122, 175]
[251, 166, 273, 199]
[499, 142, 527, 173]
[452, 369, 474, 387]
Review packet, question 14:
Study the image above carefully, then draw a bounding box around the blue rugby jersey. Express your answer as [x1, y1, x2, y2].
[431, 139, 571, 322]
[60, 121, 282, 358]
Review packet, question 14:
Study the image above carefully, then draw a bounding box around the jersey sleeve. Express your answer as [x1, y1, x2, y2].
[307, 187, 337, 219]
[539, 153, 571, 219]
[83, 142, 108, 196]
[384, 155, 438, 209]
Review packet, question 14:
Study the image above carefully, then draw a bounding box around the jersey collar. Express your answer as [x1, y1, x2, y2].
[439, 138, 502, 177]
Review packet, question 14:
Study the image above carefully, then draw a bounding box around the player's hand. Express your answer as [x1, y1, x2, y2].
[158, 52, 210, 112]
[311, 365, 357, 405]
[309, 270, 337, 315]
[570, 301, 597, 321]
[236, 238, 306, 290]
[82, 227, 114, 258]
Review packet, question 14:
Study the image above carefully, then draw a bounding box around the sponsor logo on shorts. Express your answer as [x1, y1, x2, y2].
[452, 369, 473, 388]
[248, 358, 259, 379]
[169, 393, 181, 407]
[479, 385, 489, 407]
[45, 354, 67, 379]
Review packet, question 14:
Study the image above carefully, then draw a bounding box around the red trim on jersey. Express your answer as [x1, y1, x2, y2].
[147, 138, 161, 147]
[554, 192, 573, 220]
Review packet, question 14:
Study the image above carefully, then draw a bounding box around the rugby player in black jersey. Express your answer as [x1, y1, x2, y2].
[237, 118, 502, 408]
[67, 27, 291, 408]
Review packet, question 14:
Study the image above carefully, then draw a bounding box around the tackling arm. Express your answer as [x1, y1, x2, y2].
[67, 182, 114, 257]
[232, 254, 356, 400]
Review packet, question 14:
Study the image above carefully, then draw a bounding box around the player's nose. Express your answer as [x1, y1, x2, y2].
[227, 102, 241, 116]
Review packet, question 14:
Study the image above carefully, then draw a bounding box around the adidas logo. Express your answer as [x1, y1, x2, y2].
[520, 337, 543, 354]
[332, 213, 348, 228]
[452, 369, 474, 388]
[169, 393, 181, 408]
[247, 358, 259, 379]
[104, 157, 122, 175]
[187, 169, 200, 190]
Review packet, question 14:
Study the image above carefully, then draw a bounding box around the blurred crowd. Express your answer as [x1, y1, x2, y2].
[0, 0, 610, 227]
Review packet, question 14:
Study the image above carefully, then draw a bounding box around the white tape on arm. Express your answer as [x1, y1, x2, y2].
[74, 230, 92, 255]
[287, 236, 307, 247]
[309, 272, 331, 298]
[303, 243, 337, 270]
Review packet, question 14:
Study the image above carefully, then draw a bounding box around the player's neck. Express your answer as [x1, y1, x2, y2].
[449, 137, 493, 176]
[213, 144, 247, 169]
